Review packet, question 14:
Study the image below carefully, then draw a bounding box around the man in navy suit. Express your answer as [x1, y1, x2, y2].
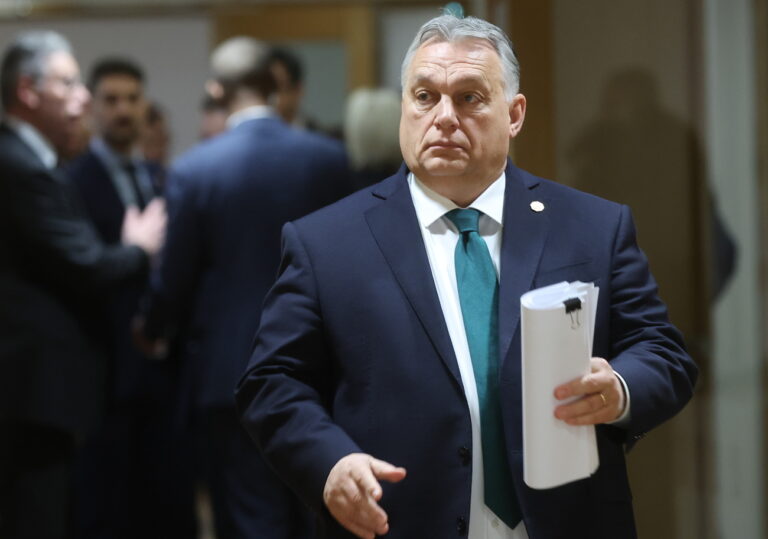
[142, 37, 351, 538]
[66, 58, 195, 539]
[236, 14, 698, 539]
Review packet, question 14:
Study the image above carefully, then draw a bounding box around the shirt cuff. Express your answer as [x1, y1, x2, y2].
[607, 372, 631, 426]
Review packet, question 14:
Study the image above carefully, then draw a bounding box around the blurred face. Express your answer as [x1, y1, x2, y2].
[270, 61, 302, 124]
[399, 38, 525, 194]
[141, 116, 170, 164]
[28, 51, 90, 154]
[91, 73, 145, 153]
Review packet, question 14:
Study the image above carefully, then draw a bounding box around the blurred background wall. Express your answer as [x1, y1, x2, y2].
[1, 0, 765, 537]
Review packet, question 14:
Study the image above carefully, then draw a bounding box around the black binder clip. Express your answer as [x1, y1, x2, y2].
[563, 297, 582, 329]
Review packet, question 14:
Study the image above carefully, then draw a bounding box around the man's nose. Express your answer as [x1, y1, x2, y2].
[434, 95, 458, 130]
[78, 85, 90, 107]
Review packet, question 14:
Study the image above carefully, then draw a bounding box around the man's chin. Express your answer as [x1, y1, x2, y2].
[421, 162, 468, 178]
[105, 131, 138, 148]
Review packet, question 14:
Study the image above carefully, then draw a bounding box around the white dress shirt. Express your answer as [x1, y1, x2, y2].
[408, 172, 529, 539]
[226, 104, 276, 130]
[90, 137, 155, 208]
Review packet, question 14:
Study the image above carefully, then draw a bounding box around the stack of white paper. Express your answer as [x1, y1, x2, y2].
[520, 281, 600, 489]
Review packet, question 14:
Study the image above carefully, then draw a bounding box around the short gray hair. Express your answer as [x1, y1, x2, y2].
[1, 30, 72, 110]
[400, 14, 520, 101]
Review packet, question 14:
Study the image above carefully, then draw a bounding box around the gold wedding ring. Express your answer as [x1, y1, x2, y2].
[599, 392, 607, 407]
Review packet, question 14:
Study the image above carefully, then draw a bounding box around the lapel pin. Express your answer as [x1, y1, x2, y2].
[530, 201, 545, 213]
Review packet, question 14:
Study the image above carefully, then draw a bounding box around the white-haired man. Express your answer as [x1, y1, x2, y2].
[0, 31, 165, 538]
[237, 14, 697, 539]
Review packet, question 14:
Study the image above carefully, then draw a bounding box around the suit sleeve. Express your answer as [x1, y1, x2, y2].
[235, 221, 362, 510]
[143, 165, 203, 338]
[607, 205, 698, 442]
[8, 167, 147, 292]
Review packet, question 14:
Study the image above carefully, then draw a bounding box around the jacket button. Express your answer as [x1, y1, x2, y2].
[457, 516, 467, 535]
[457, 446, 471, 466]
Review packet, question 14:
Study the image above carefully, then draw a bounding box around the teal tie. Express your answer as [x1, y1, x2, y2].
[446, 208, 521, 529]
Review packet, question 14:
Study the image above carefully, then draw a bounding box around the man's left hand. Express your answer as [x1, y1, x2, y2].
[553, 357, 625, 425]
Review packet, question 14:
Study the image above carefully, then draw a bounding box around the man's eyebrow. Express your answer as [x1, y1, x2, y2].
[408, 73, 438, 87]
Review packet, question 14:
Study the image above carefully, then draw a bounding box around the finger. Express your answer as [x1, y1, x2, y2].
[560, 403, 617, 426]
[555, 358, 613, 400]
[337, 476, 387, 532]
[123, 204, 139, 221]
[555, 376, 595, 400]
[350, 461, 384, 499]
[339, 517, 377, 539]
[369, 458, 407, 491]
[146, 197, 166, 212]
[555, 392, 607, 420]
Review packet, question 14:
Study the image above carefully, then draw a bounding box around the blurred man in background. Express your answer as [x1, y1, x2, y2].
[65, 57, 193, 539]
[142, 37, 351, 539]
[0, 32, 165, 539]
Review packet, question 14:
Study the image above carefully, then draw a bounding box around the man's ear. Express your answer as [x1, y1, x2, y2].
[16, 75, 40, 110]
[508, 93, 527, 139]
[205, 79, 224, 101]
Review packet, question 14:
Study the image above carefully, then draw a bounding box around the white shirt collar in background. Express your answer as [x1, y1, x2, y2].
[226, 105, 276, 130]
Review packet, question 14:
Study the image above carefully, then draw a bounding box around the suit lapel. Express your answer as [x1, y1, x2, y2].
[498, 163, 550, 364]
[365, 172, 462, 386]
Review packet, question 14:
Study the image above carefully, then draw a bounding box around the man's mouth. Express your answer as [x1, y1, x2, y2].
[428, 141, 463, 150]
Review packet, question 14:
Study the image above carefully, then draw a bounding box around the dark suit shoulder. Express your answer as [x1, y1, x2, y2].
[513, 165, 626, 226]
[173, 118, 344, 173]
[65, 149, 110, 190]
[0, 126, 46, 177]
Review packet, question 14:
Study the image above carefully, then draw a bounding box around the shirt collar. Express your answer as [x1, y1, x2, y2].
[4, 115, 57, 169]
[90, 136, 140, 169]
[226, 105, 276, 130]
[408, 171, 506, 229]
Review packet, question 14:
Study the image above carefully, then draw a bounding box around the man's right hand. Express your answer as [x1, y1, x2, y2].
[323, 453, 406, 539]
[121, 198, 167, 256]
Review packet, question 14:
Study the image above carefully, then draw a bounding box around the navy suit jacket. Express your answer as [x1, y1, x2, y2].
[0, 125, 148, 435]
[147, 116, 351, 409]
[236, 161, 698, 538]
[66, 149, 162, 404]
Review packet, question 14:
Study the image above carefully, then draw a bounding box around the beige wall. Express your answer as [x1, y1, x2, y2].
[552, 2, 709, 538]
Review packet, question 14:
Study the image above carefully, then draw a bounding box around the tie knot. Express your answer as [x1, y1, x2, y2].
[446, 208, 481, 234]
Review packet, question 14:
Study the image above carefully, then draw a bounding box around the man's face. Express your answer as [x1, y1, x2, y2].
[399, 38, 524, 187]
[90, 73, 145, 151]
[270, 61, 302, 124]
[32, 51, 90, 154]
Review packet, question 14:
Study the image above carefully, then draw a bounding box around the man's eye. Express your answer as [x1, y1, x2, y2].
[416, 91, 430, 102]
[463, 94, 479, 104]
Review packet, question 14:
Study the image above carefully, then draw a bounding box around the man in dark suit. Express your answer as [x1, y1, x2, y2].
[0, 32, 165, 539]
[65, 58, 194, 539]
[236, 14, 698, 539]
[142, 36, 351, 538]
